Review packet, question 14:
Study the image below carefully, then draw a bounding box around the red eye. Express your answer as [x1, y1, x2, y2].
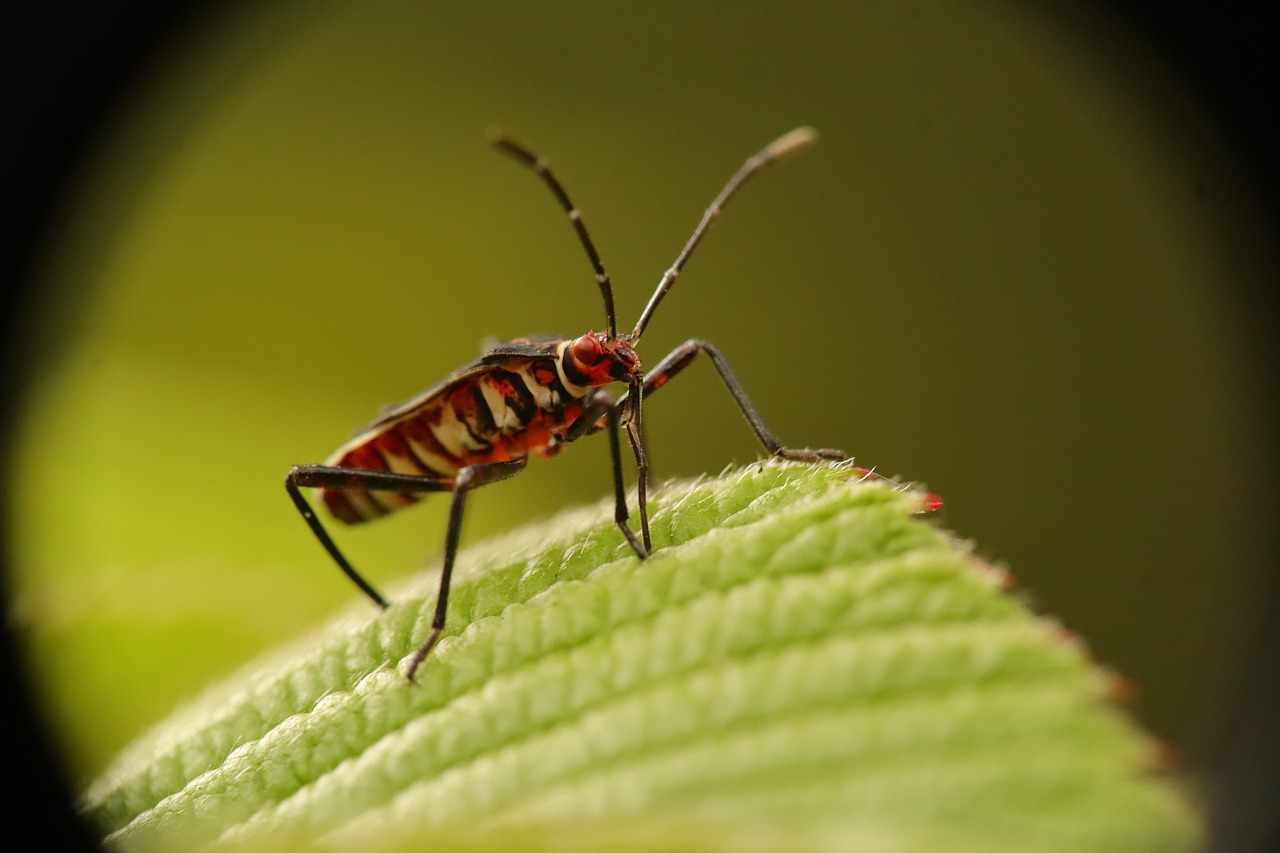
[572, 336, 603, 366]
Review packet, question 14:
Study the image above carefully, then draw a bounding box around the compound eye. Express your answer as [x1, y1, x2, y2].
[571, 336, 603, 366]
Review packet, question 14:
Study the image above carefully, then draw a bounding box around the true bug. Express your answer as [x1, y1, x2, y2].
[286, 126, 849, 680]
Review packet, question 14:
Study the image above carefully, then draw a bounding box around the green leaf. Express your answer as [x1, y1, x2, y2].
[82, 463, 1199, 852]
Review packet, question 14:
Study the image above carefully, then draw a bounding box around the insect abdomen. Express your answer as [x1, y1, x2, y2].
[321, 355, 584, 524]
[320, 406, 462, 523]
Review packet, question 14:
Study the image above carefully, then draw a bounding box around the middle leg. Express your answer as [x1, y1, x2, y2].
[405, 457, 527, 680]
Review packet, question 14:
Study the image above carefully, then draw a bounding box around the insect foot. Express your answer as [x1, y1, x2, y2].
[772, 447, 849, 463]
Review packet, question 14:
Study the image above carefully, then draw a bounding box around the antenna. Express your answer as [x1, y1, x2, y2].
[631, 126, 818, 341]
[490, 131, 618, 339]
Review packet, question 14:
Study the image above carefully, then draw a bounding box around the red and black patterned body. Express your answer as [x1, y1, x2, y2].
[321, 332, 640, 524]
[286, 126, 878, 679]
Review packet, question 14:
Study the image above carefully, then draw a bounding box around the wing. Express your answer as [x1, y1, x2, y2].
[360, 336, 565, 433]
[477, 335, 564, 363]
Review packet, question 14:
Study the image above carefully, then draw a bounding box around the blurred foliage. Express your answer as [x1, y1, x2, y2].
[6, 0, 1272, 802]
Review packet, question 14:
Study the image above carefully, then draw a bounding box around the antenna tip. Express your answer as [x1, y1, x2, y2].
[487, 129, 538, 165]
[765, 126, 819, 160]
[486, 127, 519, 152]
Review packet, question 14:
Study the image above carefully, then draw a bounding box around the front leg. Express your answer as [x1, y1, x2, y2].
[626, 339, 847, 462]
[562, 387, 651, 557]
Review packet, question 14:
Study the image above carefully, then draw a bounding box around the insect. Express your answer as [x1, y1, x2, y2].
[286, 126, 848, 680]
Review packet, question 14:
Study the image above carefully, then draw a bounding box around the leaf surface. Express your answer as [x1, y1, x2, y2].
[83, 463, 1199, 852]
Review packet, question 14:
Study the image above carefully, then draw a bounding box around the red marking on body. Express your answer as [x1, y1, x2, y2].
[531, 362, 558, 386]
[490, 374, 517, 400]
[522, 420, 554, 456]
[479, 407, 564, 463]
[319, 447, 388, 522]
[397, 415, 462, 473]
[341, 443, 389, 472]
[323, 491, 365, 524]
[446, 382, 492, 440]
[448, 384, 477, 414]
[372, 430, 421, 472]
[473, 444, 504, 465]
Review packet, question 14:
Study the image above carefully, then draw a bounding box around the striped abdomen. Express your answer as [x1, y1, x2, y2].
[320, 350, 588, 524]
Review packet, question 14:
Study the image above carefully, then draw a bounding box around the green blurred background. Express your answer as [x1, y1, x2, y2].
[6, 0, 1275, 819]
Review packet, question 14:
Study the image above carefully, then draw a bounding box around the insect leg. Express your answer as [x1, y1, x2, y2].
[405, 457, 527, 681]
[286, 465, 456, 609]
[622, 376, 652, 553]
[627, 339, 848, 462]
[562, 388, 650, 558]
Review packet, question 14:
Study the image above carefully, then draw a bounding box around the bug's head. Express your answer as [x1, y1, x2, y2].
[565, 331, 641, 386]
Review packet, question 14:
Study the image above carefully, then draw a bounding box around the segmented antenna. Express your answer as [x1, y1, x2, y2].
[490, 132, 619, 340]
[631, 126, 818, 341]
